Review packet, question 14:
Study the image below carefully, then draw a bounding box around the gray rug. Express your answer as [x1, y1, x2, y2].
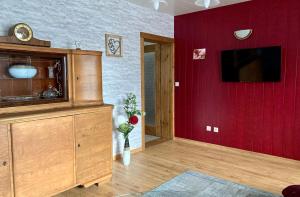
[141, 171, 282, 197]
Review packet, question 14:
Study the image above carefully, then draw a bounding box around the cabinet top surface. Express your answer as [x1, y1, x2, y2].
[0, 43, 102, 55]
[0, 104, 113, 124]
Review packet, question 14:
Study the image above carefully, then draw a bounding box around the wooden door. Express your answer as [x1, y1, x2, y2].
[144, 44, 162, 137]
[75, 109, 112, 185]
[11, 116, 75, 197]
[73, 51, 103, 105]
[0, 124, 12, 197]
[160, 43, 174, 139]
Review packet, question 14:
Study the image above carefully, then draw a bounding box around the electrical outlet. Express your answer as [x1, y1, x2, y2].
[213, 127, 219, 133]
[206, 126, 212, 132]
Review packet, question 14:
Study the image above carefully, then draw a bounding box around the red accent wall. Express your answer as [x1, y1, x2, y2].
[175, 0, 300, 160]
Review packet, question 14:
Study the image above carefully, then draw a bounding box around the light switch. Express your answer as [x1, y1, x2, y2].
[175, 82, 180, 87]
[206, 126, 212, 132]
[213, 127, 219, 133]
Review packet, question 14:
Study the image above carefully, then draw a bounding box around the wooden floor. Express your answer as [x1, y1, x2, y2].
[56, 139, 300, 197]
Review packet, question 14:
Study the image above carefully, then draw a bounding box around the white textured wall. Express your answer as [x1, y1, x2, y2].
[0, 0, 174, 155]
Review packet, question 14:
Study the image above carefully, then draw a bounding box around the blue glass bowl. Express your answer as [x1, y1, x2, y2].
[8, 65, 37, 79]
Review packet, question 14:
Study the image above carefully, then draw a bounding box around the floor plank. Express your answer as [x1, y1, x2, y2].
[56, 139, 300, 196]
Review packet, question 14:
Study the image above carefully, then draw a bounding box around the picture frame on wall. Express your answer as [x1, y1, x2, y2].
[193, 48, 206, 60]
[105, 34, 123, 57]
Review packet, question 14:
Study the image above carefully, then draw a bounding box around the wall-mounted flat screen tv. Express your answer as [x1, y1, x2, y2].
[221, 46, 281, 82]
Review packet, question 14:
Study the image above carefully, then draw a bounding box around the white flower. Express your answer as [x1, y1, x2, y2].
[115, 115, 127, 128]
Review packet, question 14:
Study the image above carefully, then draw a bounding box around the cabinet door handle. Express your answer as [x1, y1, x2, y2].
[77, 144, 81, 148]
[76, 76, 80, 80]
[2, 161, 7, 166]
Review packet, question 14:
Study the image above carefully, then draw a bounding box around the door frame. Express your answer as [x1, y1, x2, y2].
[140, 32, 174, 151]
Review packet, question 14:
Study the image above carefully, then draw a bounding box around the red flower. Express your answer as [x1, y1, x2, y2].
[129, 115, 138, 125]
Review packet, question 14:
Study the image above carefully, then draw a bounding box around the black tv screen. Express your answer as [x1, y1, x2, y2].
[221, 46, 281, 82]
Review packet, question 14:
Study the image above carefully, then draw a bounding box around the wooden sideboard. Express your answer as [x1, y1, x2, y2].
[0, 44, 113, 197]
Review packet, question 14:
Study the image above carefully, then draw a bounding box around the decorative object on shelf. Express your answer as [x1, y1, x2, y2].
[74, 41, 82, 50]
[195, 0, 220, 8]
[117, 93, 141, 166]
[12, 23, 33, 42]
[193, 48, 206, 60]
[8, 64, 37, 78]
[152, 0, 168, 10]
[234, 29, 253, 40]
[48, 66, 55, 78]
[0, 23, 51, 47]
[42, 83, 60, 99]
[54, 60, 63, 96]
[105, 34, 123, 57]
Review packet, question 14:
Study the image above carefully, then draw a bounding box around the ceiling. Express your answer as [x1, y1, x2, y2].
[126, 0, 251, 16]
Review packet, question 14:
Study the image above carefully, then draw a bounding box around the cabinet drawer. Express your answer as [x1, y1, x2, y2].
[75, 109, 112, 184]
[0, 124, 12, 197]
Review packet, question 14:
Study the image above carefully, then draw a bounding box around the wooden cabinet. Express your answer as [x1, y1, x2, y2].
[72, 50, 103, 105]
[0, 124, 12, 197]
[11, 117, 75, 197]
[0, 105, 113, 197]
[75, 108, 112, 185]
[0, 43, 112, 196]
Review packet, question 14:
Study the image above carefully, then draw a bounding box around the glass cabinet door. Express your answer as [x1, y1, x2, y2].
[0, 51, 68, 108]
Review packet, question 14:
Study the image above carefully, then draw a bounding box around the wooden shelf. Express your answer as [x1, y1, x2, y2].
[0, 78, 56, 80]
[0, 97, 68, 108]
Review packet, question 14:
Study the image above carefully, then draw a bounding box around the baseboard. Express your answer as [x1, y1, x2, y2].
[174, 137, 215, 147]
[113, 147, 143, 160]
[174, 137, 254, 153]
[174, 137, 298, 161]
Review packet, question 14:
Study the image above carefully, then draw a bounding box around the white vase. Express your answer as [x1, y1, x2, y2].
[123, 147, 131, 166]
[123, 138, 131, 166]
